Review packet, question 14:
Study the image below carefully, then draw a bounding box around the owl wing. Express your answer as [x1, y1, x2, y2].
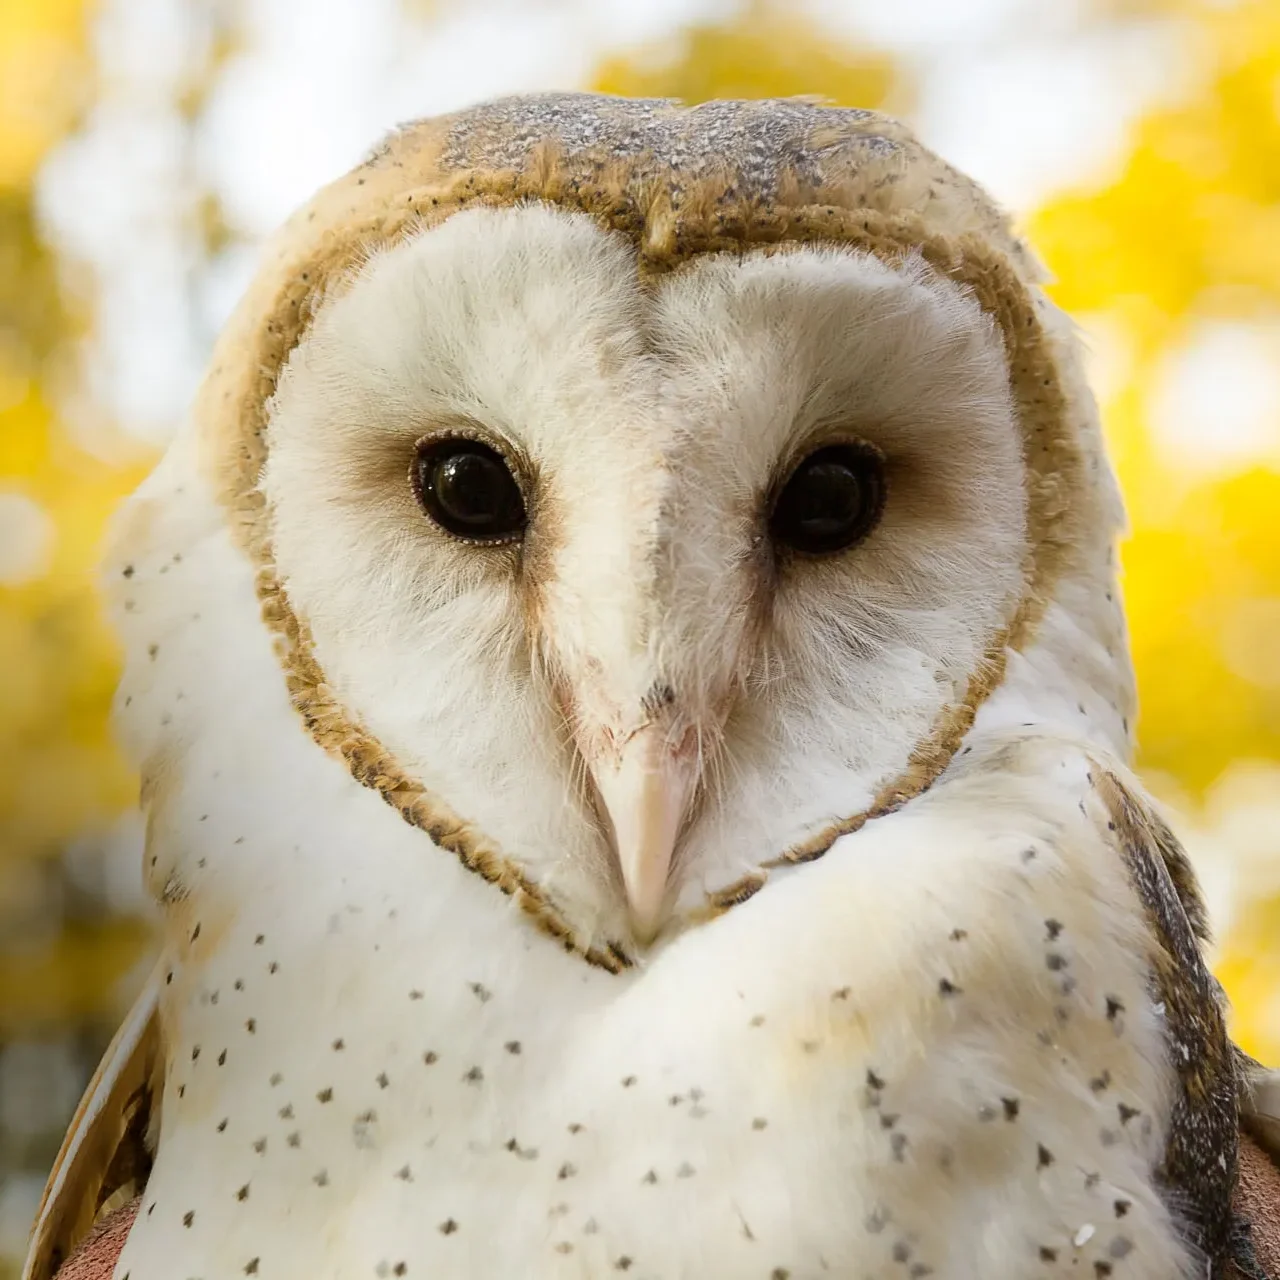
[22, 963, 163, 1280]
[1092, 761, 1280, 1279]
[1091, 765, 1242, 1272]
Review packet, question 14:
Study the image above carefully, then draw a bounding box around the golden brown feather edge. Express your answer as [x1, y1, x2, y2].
[1092, 764, 1278, 1279]
[23, 965, 161, 1280]
[23, 753, 1280, 1280]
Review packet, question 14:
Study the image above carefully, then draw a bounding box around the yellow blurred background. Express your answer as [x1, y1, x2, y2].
[1, 0, 1278, 1270]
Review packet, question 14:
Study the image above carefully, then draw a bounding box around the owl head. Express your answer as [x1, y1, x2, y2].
[108, 94, 1134, 960]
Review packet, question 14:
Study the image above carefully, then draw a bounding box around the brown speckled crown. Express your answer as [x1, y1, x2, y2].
[194, 92, 1113, 967]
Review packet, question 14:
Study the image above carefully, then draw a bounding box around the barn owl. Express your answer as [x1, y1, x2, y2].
[24, 94, 1280, 1280]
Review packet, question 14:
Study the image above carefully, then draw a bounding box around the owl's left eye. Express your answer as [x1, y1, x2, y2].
[770, 443, 885, 555]
[413, 438, 527, 543]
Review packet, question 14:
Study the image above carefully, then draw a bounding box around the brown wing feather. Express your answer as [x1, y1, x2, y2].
[1095, 767, 1242, 1277]
[23, 965, 163, 1280]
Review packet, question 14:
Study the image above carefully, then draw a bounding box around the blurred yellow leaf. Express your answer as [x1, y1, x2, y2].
[0, 11, 156, 1241]
[592, 5, 909, 114]
[1216, 901, 1280, 1062]
[0, 0, 91, 190]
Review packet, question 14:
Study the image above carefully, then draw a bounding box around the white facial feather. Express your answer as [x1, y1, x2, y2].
[651, 246, 1027, 897]
[261, 205, 1028, 923]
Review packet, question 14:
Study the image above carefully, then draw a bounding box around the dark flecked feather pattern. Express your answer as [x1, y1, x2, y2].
[436, 93, 888, 200]
[1099, 770, 1242, 1277]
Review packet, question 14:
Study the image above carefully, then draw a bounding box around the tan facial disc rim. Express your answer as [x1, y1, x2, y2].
[201, 170, 1085, 971]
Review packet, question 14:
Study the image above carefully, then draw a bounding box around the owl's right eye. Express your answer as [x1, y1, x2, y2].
[413, 438, 527, 543]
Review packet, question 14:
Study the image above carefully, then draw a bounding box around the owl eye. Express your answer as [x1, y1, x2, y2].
[413, 438, 527, 542]
[770, 444, 885, 555]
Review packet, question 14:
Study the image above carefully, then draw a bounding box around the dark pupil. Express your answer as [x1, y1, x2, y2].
[417, 442, 525, 540]
[771, 445, 883, 554]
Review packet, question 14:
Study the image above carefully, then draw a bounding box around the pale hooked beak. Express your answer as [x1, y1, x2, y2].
[589, 723, 697, 942]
